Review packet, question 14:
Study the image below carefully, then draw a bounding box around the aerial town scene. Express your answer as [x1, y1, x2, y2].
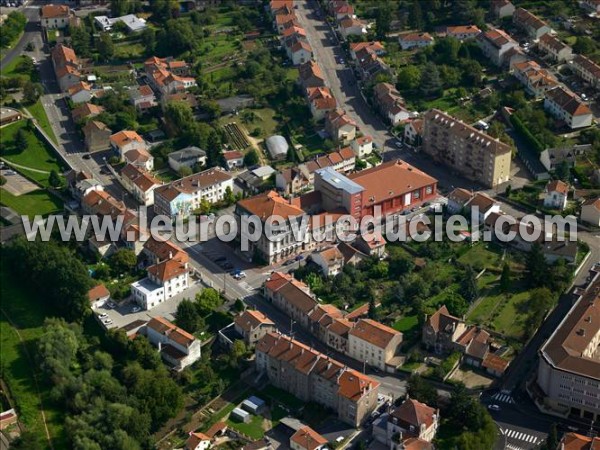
[0, 0, 599, 449]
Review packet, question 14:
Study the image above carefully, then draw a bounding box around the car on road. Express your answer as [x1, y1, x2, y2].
[283, 259, 295, 266]
[4, 170, 16, 175]
[488, 404, 501, 411]
[233, 270, 247, 280]
[131, 306, 141, 313]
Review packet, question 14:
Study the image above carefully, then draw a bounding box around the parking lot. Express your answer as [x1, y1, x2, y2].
[0, 167, 39, 196]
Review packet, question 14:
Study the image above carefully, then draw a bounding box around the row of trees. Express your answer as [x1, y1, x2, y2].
[0, 11, 26, 48]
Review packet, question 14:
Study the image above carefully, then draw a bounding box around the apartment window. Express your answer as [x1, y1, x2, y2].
[426, 186, 433, 195]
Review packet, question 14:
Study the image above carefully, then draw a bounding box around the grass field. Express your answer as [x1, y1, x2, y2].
[0, 261, 66, 449]
[0, 188, 64, 218]
[393, 314, 419, 332]
[0, 121, 63, 185]
[27, 100, 58, 144]
[227, 414, 265, 440]
[0, 55, 35, 80]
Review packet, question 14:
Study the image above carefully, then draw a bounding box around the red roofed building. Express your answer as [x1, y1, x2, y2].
[88, 284, 110, 309]
[41, 4, 71, 29]
[444, 25, 481, 40]
[544, 86, 593, 129]
[51, 44, 81, 92]
[145, 316, 201, 370]
[572, 54, 600, 88]
[398, 32, 434, 50]
[256, 332, 379, 426]
[290, 426, 328, 450]
[233, 310, 277, 347]
[326, 109, 357, 145]
[348, 319, 403, 370]
[558, 432, 600, 450]
[383, 398, 439, 447]
[307, 86, 337, 120]
[185, 432, 211, 450]
[110, 130, 146, 157]
[543, 179, 569, 210]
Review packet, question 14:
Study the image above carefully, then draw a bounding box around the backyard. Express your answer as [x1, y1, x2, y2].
[0, 188, 63, 219]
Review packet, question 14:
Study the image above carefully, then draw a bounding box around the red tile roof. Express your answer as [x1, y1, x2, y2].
[147, 316, 196, 347]
[88, 284, 110, 302]
[41, 4, 70, 18]
[290, 426, 328, 450]
[234, 310, 275, 333]
[237, 190, 305, 221]
[349, 318, 401, 349]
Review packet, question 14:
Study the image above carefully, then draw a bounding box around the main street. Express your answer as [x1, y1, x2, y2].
[293, 0, 393, 149]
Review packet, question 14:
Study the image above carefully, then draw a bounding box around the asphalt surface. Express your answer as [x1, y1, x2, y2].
[0, 3, 38, 68]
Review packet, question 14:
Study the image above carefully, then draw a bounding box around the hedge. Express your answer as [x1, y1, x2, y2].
[510, 114, 544, 154]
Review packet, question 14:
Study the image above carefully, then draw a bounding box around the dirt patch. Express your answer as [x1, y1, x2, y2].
[449, 366, 495, 389]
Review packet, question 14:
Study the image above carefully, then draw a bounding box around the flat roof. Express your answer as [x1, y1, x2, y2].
[315, 166, 364, 194]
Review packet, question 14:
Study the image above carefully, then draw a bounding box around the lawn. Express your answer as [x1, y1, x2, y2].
[0, 55, 35, 80]
[114, 42, 146, 60]
[0, 188, 63, 218]
[457, 243, 503, 270]
[0, 260, 66, 449]
[227, 414, 265, 440]
[27, 99, 58, 145]
[393, 314, 419, 332]
[0, 121, 63, 184]
[198, 34, 242, 66]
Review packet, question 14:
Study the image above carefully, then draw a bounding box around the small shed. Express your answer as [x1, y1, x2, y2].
[266, 135, 289, 160]
[242, 396, 266, 414]
[231, 407, 250, 423]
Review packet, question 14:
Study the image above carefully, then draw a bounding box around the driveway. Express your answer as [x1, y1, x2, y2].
[293, 0, 393, 149]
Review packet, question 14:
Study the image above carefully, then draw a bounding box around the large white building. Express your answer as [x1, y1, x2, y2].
[536, 266, 600, 422]
[145, 316, 201, 370]
[154, 168, 233, 219]
[131, 258, 189, 310]
[348, 319, 403, 371]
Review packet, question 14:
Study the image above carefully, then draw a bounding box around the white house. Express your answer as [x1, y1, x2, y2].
[404, 119, 423, 146]
[466, 192, 501, 223]
[491, 0, 515, 18]
[168, 146, 207, 172]
[131, 259, 189, 310]
[223, 151, 245, 170]
[68, 82, 93, 104]
[120, 164, 162, 206]
[398, 32, 434, 50]
[347, 319, 403, 371]
[512, 60, 557, 98]
[381, 398, 439, 447]
[513, 8, 552, 39]
[307, 86, 337, 121]
[544, 86, 593, 130]
[476, 28, 519, 66]
[88, 284, 110, 310]
[444, 25, 481, 40]
[350, 136, 373, 158]
[581, 197, 600, 226]
[40, 4, 71, 29]
[338, 17, 366, 39]
[128, 84, 157, 112]
[145, 316, 201, 370]
[538, 34, 572, 63]
[185, 432, 211, 450]
[311, 246, 344, 277]
[543, 180, 569, 210]
[290, 427, 328, 450]
[110, 130, 147, 158]
[571, 54, 600, 88]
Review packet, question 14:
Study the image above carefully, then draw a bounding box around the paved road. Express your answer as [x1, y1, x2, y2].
[0, 3, 39, 68]
[294, 0, 393, 149]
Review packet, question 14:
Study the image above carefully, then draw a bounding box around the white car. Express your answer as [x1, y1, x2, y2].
[488, 404, 501, 411]
[131, 306, 141, 313]
[98, 313, 108, 319]
[581, 93, 588, 101]
[103, 318, 113, 325]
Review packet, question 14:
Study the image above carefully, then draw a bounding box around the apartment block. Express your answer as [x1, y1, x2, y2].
[422, 109, 512, 188]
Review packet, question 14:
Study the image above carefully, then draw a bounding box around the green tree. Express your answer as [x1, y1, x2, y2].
[396, 66, 421, 91]
[14, 128, 28, 151]
[526, 242, 547, 288]
[111, 0, 132, 16]
[419, 63, 442, 97]
[407, 375, 438, 407]
[542, 424, 559, 450]
[434, 37, 461, 64]
[195, 288, 223, 316]
[500, 262, 511, 293]
[109, 249, 137, 275]
[554, 161, 570, 182]
[375, 4, 392, 39]
[70, 25, 92, 57]
[230, 340, 247, 368]
[573, 36, 596, 55]
[409, 0, 423, 29]
[224, 186, 235, 205]
[175, 298, 204, 333]
[150, 0, 179, 22]
[244, 149, 260, 167]
[96, 33, 115, 62]
[367, 298, 378, 320]
[48, 169, 62, 188]
[141, 27, 156, 55]
[460, 265, 478, 302]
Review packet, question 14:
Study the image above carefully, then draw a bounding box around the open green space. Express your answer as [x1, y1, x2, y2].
[393, 314, 419, 332]
[0, 261, 66, 449]
[0, 188, 63, 218]
[0, 121, 63, 184]
[227, 414, 265, 440]
[1, 55, 32, 79]
[27, 100, 58, 144]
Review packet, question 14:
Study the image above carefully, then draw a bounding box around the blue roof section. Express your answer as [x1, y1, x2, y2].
[246, 396, 265, 407]
[316, 166, 364, 194]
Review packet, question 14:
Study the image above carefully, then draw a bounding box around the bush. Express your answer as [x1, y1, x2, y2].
[510, 114, 544, 154]
[0, 175, 6, 186]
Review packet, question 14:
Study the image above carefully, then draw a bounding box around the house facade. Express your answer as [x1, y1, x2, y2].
[398, 32, 434, 50]
[120, 164, 162, 206]
[476, 28, 519, 66]
[131, 258, 190, 310]
[145, 316, 201, 370]
[543, 180, 569, 210]
[581, 198, 600, 226]
[41, 4, 71, 29]
[571, 55, 600, 88]
[348, 319, 403, 371]
[513, 8, 552, 39]
[544, 86, 593, 129]
[83, 121, 112, 153]
[538, 34, 572, 62]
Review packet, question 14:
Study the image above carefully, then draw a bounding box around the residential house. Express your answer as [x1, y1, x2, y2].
[513, 8, 552, 39]
[51, 44, 81, 92]
[580, 197, 600, 226]
[110, 130, 146, 158]
[422, 109, 512, 188]
[83, 120, 112, 152]
[544, 180, 569, 211]
[121, 223, 148, 256]
[349, 41, 385, 60]
[544, 86, 593, 129]
[185, 432, 211, 450]
[580, 0, 600, 13]
[331, 2, 354, 21]
[284, 34, 313, 65]
[398, 32, 434, 50]
[88, 284, 110, 310]
[379, 398, 439, 448]
[422, 305, 468, 353]
[72, 103, 104, 123]
[476, 28, 519, 66]
[444, 25, 481, 40]
[311, 246, 345, 277]
[223, 151, 245, 171]
[142, 237, 189, 266]
[128, 84, 157, 112]
[290, 427, 328, 450]
[326, 109, 357, 145]
[168, 146, 207, 172]
[373, 82, 411, 125]
[145, 316, 201, 370]
[124, 148, 154, 171]
[537, 271, 600, 421]
[354, 47, 390, 81]
[161, 92, 199, 111]
[88, 233, 117, 258]
[131, 258, 190, 310]
[350, 136, 373, 158]
[558, 433, 600, 450]
[274, 13, 298, 33]
[66, 170, 103, 200]
[82, 189, 127, 219]
[539, 146, 579, 172]
[338, 17, 366, 39]
[353, 231, 386, 258]
[233, 310, 277, 348]
[120, 164, 162, 206]
[463, 328, 491, 368]
[144, 56, 196, 96]
[275, 166, 311, 195]
[298, 60, 326, 89]
[512, 60, 558, 98]
[94, 14, 147, 33]
[491, 0, 515, 18]
[153, 167, 234, 219]
[571, 54, 600, 88]
[264, 272, 318, 329]
[404, 119, 423, 146]
[466, 192, 501, 222]
[446, 188, 474, 213]
[348, 319, 403, 371]
[307, 86, 337, 121]
[256, 333, 380, 427]
[538, 34, 572, 62]
[40, 4, 71, 29]
[68, 81, 93, 104]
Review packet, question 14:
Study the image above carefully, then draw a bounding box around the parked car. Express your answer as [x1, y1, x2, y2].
[98, 313, 108, 319]
[295, 255, 304, 261]
[103, 319, 113, 325]
[488, 404, 501, 411]
[283, 259, 295, 266]
[131, 306, 141, 313]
